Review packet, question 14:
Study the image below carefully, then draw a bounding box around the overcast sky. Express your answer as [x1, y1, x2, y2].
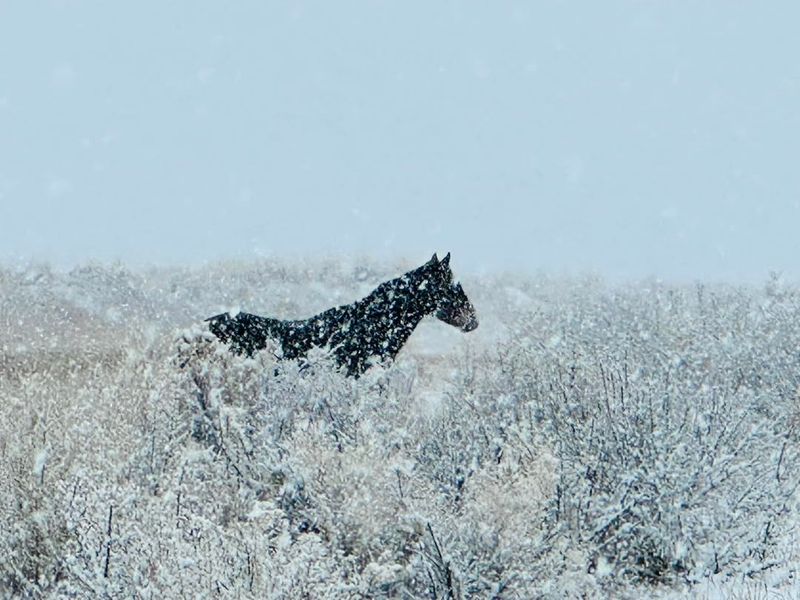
[1, 2, 799, 281]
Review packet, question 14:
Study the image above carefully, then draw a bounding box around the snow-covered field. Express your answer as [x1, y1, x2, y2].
[1, 260, 798, 599]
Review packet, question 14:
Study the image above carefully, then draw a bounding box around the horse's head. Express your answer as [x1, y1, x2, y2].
[424, 253, 479, 332]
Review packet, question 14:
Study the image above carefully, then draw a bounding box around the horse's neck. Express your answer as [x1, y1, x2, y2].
[386, 311, 425, 356]
[370, 281, 433, 356]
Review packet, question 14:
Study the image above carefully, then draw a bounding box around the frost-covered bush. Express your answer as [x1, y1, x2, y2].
[482, 280, 800, 590]
[1, 262, 798, 599]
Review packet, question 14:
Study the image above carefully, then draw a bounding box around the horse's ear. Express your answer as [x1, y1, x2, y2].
[428, 253, 439, 265]
[440, 253, 450, 268]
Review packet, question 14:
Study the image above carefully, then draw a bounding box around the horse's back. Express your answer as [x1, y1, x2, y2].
[206, 312, 283, 357]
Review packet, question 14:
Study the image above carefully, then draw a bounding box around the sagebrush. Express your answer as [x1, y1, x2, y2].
[1, 262, 798, 598]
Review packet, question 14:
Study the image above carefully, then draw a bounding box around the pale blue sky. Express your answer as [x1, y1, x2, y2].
[1, 1, 799, 281]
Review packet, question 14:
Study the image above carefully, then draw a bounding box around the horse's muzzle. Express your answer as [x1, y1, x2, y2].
[462, 317, 479, 332]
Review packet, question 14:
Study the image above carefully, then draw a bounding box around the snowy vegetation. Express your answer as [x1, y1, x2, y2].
[1, 260, 798, 598]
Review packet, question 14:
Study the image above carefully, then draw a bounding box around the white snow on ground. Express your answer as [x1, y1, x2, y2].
[0, 260, 798, 598]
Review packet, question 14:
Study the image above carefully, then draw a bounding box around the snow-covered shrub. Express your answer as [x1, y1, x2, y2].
[492, 281, 800, 588]
[1, 262, 799, 598]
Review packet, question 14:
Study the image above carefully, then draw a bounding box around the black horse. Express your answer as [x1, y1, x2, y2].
[206, 253, 478, 377]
